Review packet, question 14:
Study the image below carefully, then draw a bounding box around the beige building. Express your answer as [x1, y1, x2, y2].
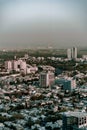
[40, 71, 54, 87]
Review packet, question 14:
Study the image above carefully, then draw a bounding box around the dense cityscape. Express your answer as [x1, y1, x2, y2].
[0, 0, 86, 129]
[0, 47, 87, 129]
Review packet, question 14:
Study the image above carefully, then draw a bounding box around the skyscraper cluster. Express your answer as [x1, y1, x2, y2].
[67, 47, 77, 60]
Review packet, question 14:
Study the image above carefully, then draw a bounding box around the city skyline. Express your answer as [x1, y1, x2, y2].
[0, 0, 87, 49]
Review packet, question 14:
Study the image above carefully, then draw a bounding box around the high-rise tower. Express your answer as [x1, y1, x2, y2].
[71, 47, 77, 60]
[67, 48, 72, 60]
[39, 71, 54, 87]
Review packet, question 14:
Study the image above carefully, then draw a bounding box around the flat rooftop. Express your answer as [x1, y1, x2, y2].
[63, 112, 87, 118]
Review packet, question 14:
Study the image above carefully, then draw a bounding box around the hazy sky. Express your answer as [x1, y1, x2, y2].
[0, 0, 87, 49]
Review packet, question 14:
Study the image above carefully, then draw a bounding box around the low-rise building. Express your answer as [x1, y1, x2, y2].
[55, 78, 76, 91]
[63, 111, 87, 130]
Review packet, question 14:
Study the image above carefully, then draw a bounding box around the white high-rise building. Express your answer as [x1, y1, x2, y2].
[5, 59, 27, 74]
[72, 47, 77, 59]
[40, 71, 54, 87]
[67, 47, 77, 60]
[12, 60, 18, 71]
[20, 61, 27, 74]
[67, 48, 72, 60]
[5, 61, 12, 72]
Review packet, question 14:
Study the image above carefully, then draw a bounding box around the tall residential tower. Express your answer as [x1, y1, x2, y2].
[67, 48, 72, 60]
[40, 71, 54, 87]
[72, 47, 77, 60]
[67, 47, 77, 60]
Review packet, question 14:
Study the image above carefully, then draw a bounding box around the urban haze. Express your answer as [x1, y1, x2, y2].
[0, 0, 87, 49]
[0, 1, 87, 130]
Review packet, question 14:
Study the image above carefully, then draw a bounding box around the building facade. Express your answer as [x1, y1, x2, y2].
[40, 71, 54, 87]
[5, 61, 12, 72]
[71, 47, 77, 60]
[67, 49, 72, 60]
[63, 112, 87, 130]
[20, 61, 27, 74]
[67, 47, 77, 60]
[55, 78, 76, 91]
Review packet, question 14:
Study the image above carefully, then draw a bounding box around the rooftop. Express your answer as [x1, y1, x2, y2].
[63, 111, 87, 118]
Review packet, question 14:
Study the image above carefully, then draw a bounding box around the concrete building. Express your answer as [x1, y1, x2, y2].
[12, 60, 19, 71]
[82, 55, 87, 60]
[39, 65, 55, 72]
[67, 49, 72, 60]
[72, 47, 77, 60]
[67, 47, 77, 60]
[20, 61, 27, 74]
[40, 71, 54, 87]
[27, 64, 38, 74]
[55, 78, 76, 91]
[5, 61, 12, 72]
[62, 112, 87, 130]
[5, 59, 31, 74]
